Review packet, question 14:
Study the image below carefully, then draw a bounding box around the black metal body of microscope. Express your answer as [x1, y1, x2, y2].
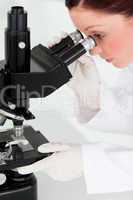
[0, 6, 96, 200]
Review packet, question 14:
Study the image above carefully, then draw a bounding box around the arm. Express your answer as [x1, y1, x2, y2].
[67, 54, 101, 123]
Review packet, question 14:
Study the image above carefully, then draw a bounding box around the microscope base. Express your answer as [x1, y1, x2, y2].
[0, 171, 37, 200]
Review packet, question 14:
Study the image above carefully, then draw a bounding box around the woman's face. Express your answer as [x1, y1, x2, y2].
[69, 6, 133, 68]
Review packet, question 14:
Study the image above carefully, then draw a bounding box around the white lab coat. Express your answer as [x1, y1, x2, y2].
[71, 56, 133, 196]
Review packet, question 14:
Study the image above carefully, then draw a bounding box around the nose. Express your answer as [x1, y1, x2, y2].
[90, 45, 103, 56]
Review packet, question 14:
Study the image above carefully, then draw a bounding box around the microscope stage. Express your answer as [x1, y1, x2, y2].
[0, 126, 51, 172]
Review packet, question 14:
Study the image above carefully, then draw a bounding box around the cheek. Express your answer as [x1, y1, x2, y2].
[103, 33, 132, 61]
[106, 34, 126, 54]
[105, 31, 133, 67]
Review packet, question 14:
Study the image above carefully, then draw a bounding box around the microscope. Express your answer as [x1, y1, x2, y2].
[0, 6, 96, 200]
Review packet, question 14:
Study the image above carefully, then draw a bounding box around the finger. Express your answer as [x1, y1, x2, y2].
[17, 160, 46, 175]
[17, 165, 37, 175]
[47, 37, 61, 48]
[47, 41, 54, 48]
[38, 143, 71, 153]
[60, 31, 68, 38]
[78, 54, 93, 65]
[17, 153, 56, 175]
[47, 32, 68, 48]
[53, 36, 62, 44]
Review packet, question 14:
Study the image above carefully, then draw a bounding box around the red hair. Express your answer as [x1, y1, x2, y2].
[65, 0, 133, 17]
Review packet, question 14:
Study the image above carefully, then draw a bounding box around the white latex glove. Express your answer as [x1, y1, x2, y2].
[47, 31, 68, 48]
[48, 32, 101, 123]
[67, 54, 101, 123]
[17, 143, 83, 182]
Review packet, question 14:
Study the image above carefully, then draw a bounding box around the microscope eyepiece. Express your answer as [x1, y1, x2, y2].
[60, 36, 96, 66]
[69, 29, 84, 45]
[50, 30, 83, 56]
[81, 36, 96, 51]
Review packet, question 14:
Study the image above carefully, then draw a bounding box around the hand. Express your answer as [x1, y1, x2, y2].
[67, 54, 101, 123]
[47, 32, 101, 123]
[47, 31, 68, 48]
[17, 143, 83, 182]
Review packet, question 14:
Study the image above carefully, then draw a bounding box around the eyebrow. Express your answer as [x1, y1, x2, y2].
[84, 25, 104, 31]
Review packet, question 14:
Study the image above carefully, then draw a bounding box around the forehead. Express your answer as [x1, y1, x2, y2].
[69, 7, 127, 32]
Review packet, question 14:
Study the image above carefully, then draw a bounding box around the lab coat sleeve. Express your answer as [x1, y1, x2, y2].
[81, 143, 133, 194]
[67, 55, 101, 123]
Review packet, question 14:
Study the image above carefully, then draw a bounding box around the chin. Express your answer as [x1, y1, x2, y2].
[112, 57, 133, 68]
[112, 61, 129, 69]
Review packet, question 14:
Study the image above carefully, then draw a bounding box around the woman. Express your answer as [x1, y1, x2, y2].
[18, 0, 133, 196]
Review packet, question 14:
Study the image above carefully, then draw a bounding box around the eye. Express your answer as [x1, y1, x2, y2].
[92, 34, 105, 40]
